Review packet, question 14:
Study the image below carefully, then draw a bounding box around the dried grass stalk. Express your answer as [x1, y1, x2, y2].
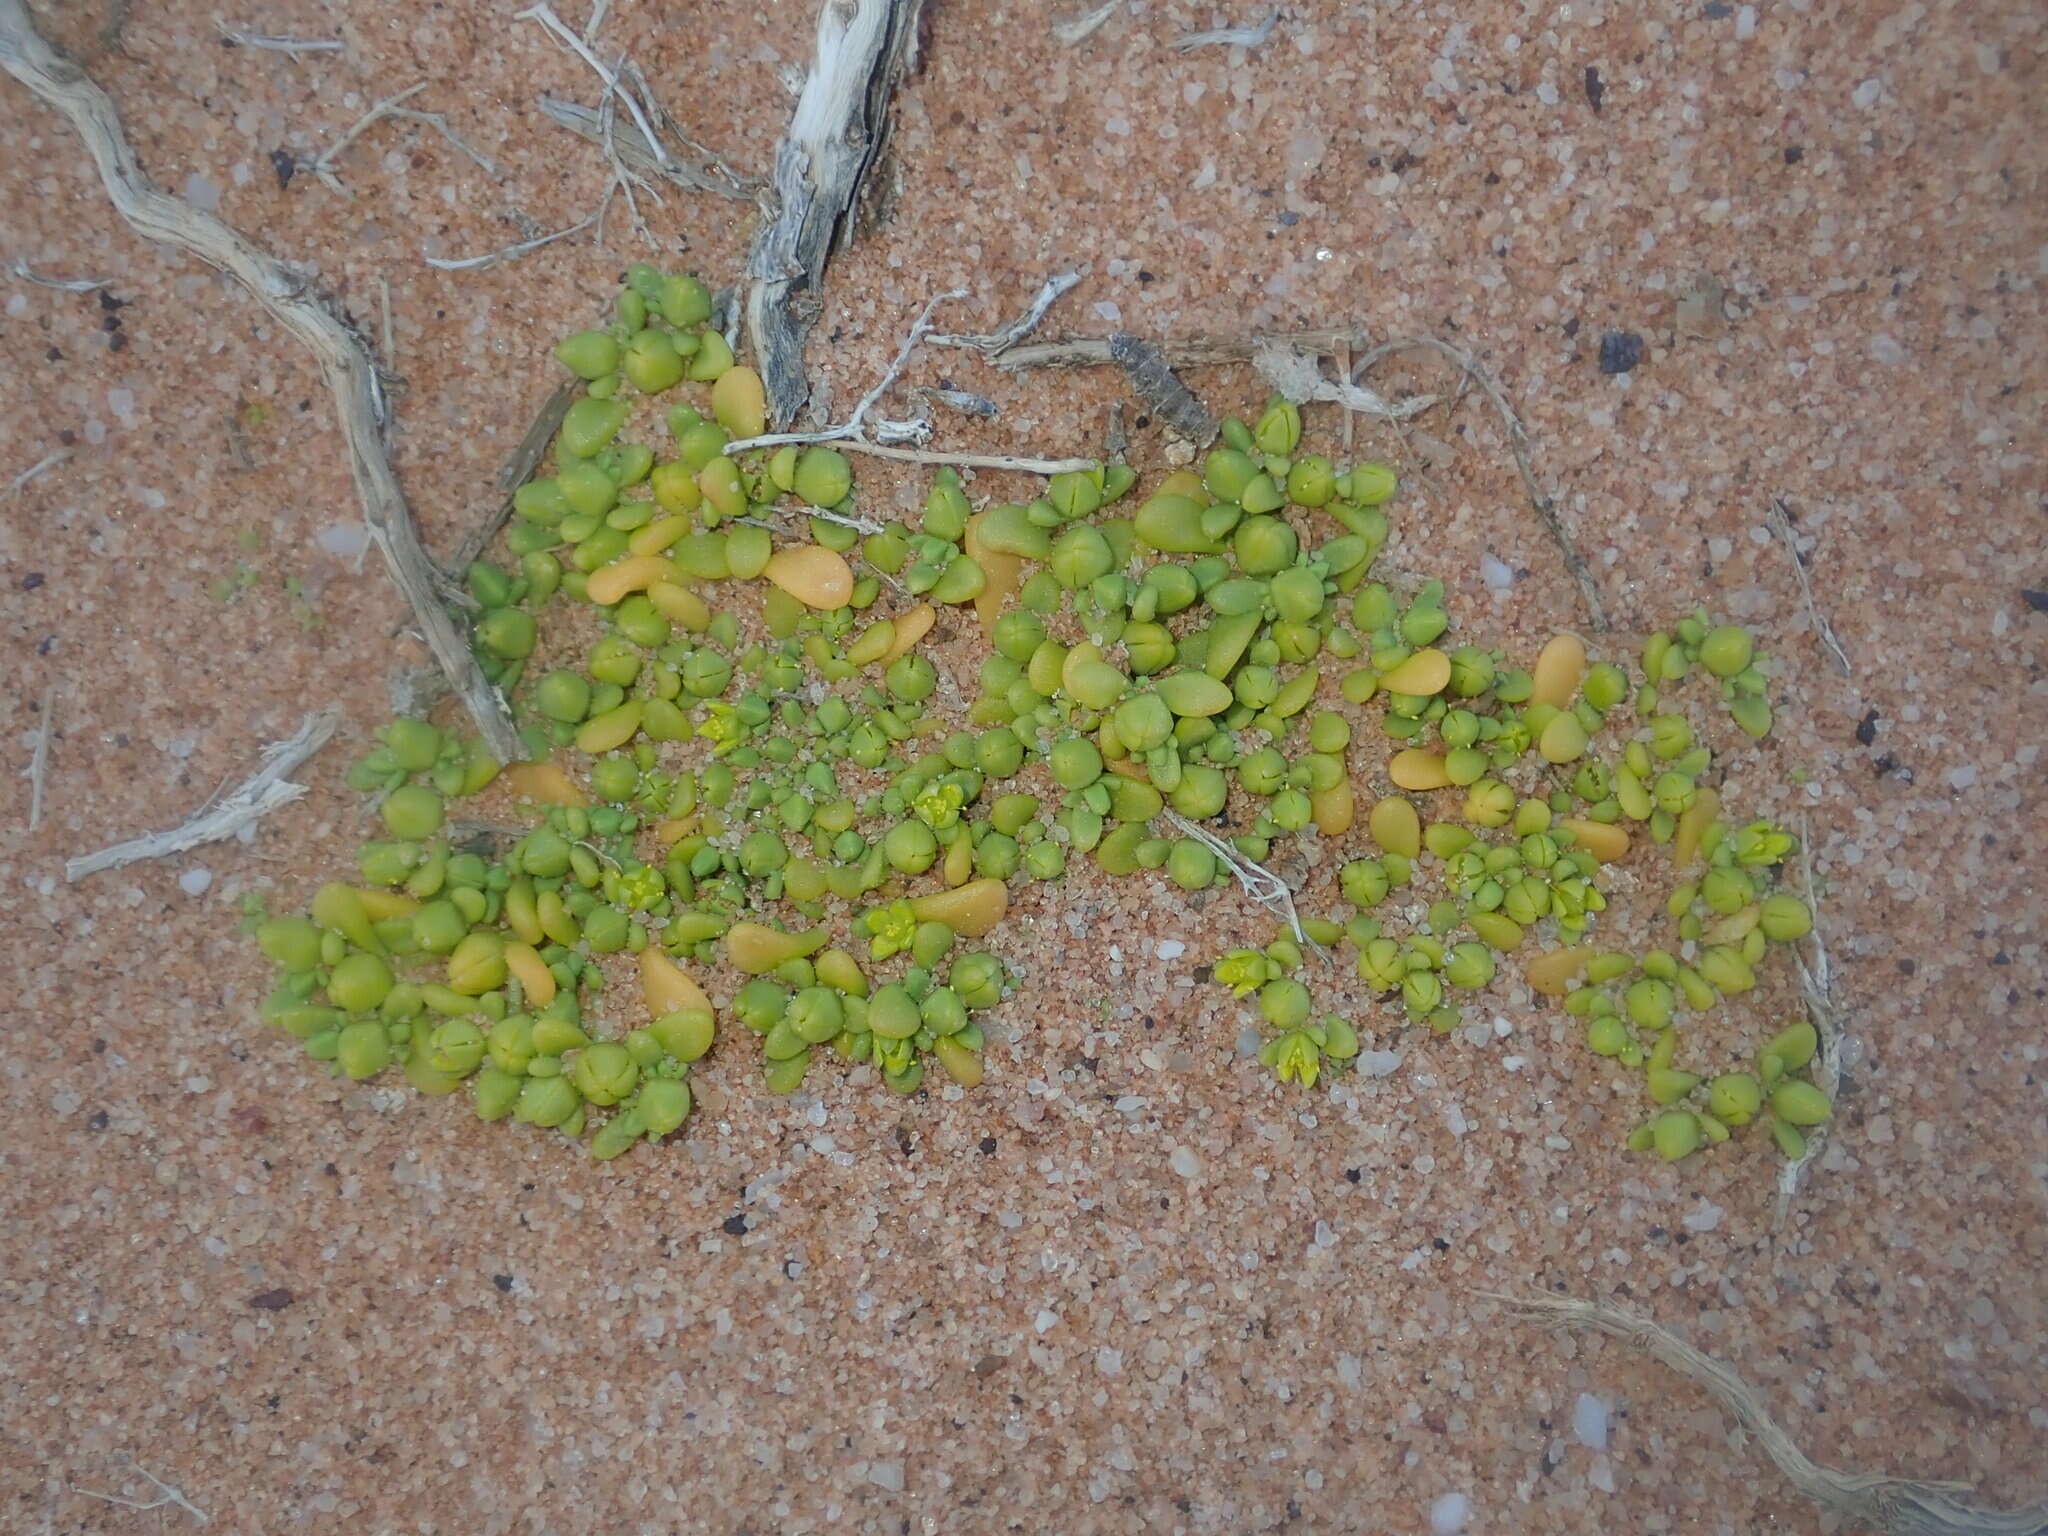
[1487, 1291, 2048, 1536]
[65, 711, 339, 881]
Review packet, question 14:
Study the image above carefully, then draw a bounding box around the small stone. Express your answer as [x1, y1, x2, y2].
[1598, 331, 1645, 374]
[178, 866, 214, 896]
[248, 1288, 295, 1311]
[1170, 1145, 1203, 1178]
[1572, 1392, 1610, 1449]
[868, 1461, 904, 1492]
[1035, 1308, 1059, 1334]
[1429, 1492, 1471, 1533]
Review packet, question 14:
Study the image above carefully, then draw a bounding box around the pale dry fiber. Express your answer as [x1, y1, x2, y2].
[927, 270, 1083, 357]
[1356, 334, 1610, 632]
[0, 0, 522, 759]
[1053, 0, 1123, 46]
[214, 19, 343, 56]
[306, 81, 499, 196]
[725, 290, 1098, 476]
[1776, 816, 1848, 1227]
[6, 256, 109, 289]
[64, 710, 340, 882]
[1490, 1292, 2048, 1536]
[1171, 9, 1279, 52]
[69, 1457, 209, 1524]
[21, 683, 52, 831]
[1252, 340, 1438, 422]
[1163, 810, 1326, 963]
[1770, 496, 1855, 677]
[536, 94, 753, 200]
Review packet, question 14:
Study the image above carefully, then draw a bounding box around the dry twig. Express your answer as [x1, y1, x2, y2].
[1253, 340, 1437, 421]
[70, 1459, 209, 1524]
[424, 210, 601, 272]
[1164, 811, 1327, 964]
[7, 256, 112, 290]
[1172, 9, 1278, 51]
[518, 2, 666, 170]
[1769, 497, 1853, 677]
[992, 325, 1371, 372]
[726, 292, 1096, 476]
[1053, 0, 1124, 44]
[214, 20, 343, 57]
[22, 684, 53, 831]
[9, 447, 70, 493]
[746, 0, 927, 426]
[536, 94, 751, 200]
[449, 379, 578, 575]
[1487, 1291, 2048, 1536]
[1357, 335, 1609, 632]
[928, 271, 1083, 357]
[309, 82, 498, 195]
[0, 0, 521, 759]
[1776, 815, 1846, 1227]
[65, 710, 338, 881]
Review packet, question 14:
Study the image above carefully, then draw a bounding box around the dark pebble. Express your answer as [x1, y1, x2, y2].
[271, 149, 296, 189]
[1598, 331, 1645, 374]
[2021, 588, 2048, 612]
[248, 1288, 295, 1311]
[1584, 66, 1605, 111]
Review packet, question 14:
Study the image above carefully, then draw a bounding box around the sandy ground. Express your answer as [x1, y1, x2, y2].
[2, 1, 2043, 1531]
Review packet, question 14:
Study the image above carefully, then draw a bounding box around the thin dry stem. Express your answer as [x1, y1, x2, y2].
[309, 82, 425, 189]
[66, 710, 338, 881]
[424, 210, 600, 271]
[1770, 497, 1853, 678]
[927, 272, 1083, 357]
[377, 271, 394, 364]
[311, 84, 499, 195]
[1172, 9, 1278, 51]
[450, 379, 578, 574]
[517, 2, 667, 169]
[1358, 335, 1609, 632]
[726, 291, 1095, 475]
[70, 1459, 209, 1524]
[7, 256, 111, 289]
[22, 684, 53, 831]
[1253, 340, 1437, 421]
[838, 441, 1096, 475]
[1164, 810, 1327, 964]
[1053, 0, 1124, 44]
[0, 2, 520, 759]
[1486, 1291, 2048, 1536]
[10, 447, 70, 492]
[1775, 815, 1846, 1227]
[536, 94, 751, 200]
[215, 20, 343, 56]
[991, 325, 1371, 372]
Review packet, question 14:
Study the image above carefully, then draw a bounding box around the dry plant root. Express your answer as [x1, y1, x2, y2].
[0, 0, 522, 760]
